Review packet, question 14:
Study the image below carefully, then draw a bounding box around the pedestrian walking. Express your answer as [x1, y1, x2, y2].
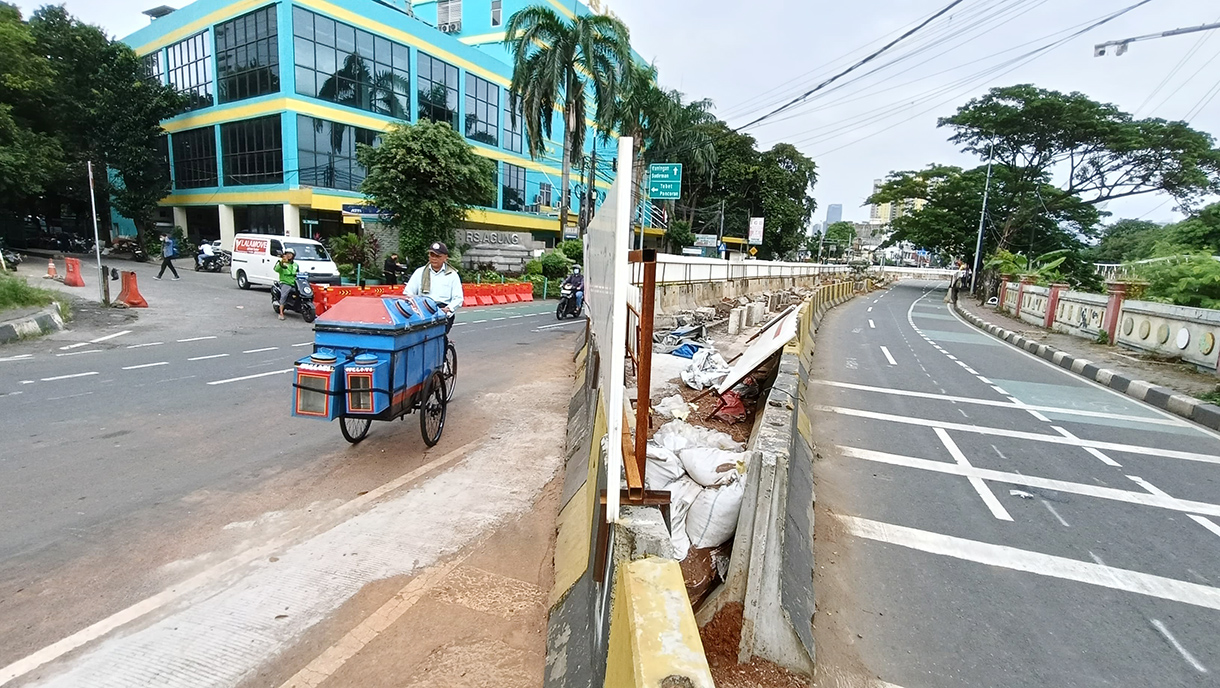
[154, 233, 180, 280]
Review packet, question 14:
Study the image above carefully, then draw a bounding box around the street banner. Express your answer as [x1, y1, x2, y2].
[748, 217, 765, 245]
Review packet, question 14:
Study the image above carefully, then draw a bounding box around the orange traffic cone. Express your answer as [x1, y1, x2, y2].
[44, 259, 57, 279]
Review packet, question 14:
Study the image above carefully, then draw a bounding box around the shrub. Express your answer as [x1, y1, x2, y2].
[557, 239, 583, 265]
[0, 273, 60, 313]
[540, 250, 571, 279]
[524, 258, 543, 276]
[1135, 255, 1220, 308]
[329, 233, 381, 278]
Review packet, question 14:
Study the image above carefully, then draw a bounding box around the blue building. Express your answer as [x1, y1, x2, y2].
[121, 0, 623, 250]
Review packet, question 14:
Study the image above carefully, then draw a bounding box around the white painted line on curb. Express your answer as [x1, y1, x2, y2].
[40, 372, 98, 382]
[55, 350, 102, 357]
[126, 342, 163, 349]
[122, 362, 169, 370]
[207, 369, 292, 385]
[934, 428, 1012, 521]
[89, 330, 131, 344]
[242, 347, 279, 354]
[188, 354, 230, 361]
[177, 336, 217, 342]
[1151, 619, 1209, 673]
[880, 346, 897, 366]
[840, 514, 1220, 612]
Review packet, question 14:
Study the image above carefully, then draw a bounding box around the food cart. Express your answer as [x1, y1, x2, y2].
[291, 294, 449, 445]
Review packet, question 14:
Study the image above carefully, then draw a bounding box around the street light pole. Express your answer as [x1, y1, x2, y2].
[87, 161, 107, 305]
[970, 141, 994, 294]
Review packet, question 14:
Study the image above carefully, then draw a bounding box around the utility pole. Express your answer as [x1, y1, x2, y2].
[87, 161, 107, 305]
[970, 141, 994, 294]
[1095, 21, 1220, 56]
[717, 199, 726, 259]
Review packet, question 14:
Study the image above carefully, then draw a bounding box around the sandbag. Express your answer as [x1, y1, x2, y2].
[653, 420, 743, 455]
[644, 443, 685, 491]
[686, 479, 746, 549]
[666, 476, 704, 560]
[679, 447, 746, 487]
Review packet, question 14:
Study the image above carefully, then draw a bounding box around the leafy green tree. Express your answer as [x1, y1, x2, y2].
[1086, 219, 1163, 263]
[1135, 255, 1220, 308]
[821, 221, 856, 257]
[1163, 202, 1220, 253]
[0, 4, 60, 209]
[357, 120, 496, 268]
[504, 6, 630, 236]
[664, 219, 694, 253]
[756, 143, 818, 260]
[557, 238, 583, 264]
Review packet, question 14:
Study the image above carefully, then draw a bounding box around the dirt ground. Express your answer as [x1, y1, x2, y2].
[958, 300, 1220, 400]
[700, 602, 809, 688]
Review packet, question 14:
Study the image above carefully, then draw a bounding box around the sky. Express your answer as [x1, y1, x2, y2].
[15, 0, 1220, 228]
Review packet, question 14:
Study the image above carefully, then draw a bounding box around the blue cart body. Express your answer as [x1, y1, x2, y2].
[291, 295, 448, 421]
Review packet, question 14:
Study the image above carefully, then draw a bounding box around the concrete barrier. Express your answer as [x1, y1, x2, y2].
[0, 303, 65, 344]
[603, 559, 715, 688]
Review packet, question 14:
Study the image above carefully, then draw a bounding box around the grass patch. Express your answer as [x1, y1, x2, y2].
[1200, 389, 1220, 406]
[0, 273, 61, 314]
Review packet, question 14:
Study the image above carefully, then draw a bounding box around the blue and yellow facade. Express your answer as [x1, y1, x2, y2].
[122, 0, 620, 248]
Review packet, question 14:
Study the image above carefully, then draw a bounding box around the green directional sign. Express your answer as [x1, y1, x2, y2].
[648, 163, 682, 200]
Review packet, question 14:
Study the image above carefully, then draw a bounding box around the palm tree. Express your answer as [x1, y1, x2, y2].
[657, 96, 718, 224]
[613, 63, 677, 245]
[504, 6, 630, 236]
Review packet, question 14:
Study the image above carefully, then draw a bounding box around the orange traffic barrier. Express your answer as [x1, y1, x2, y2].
[518, 282, 534, 302]
[63, 258, 85, 287]
[493, 284, 508, 304]
[43, 259, 57, 279]
[475, 284, 494, 306]
[115, 271, 148, 308]
[504, 283, 520, 303]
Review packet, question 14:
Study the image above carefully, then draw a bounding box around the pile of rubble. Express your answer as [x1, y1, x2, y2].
[714, 288, 812, 335]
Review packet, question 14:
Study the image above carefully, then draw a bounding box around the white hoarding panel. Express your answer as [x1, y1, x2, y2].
[716, 304, 799, 395]
[584, 136, 634, 523]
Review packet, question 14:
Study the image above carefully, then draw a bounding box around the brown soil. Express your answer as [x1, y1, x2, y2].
[700, 603, 809, 688]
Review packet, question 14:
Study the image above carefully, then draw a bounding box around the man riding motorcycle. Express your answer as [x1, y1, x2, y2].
[561, 265, 584, 311]
[273, 249, 299, 321]
[196, 241, 217, 270]
[404, 242, 463, 333]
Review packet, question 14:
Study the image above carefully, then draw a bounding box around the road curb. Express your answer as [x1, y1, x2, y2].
[0, 303, 65, 344]
[954, 304, 1220, 432]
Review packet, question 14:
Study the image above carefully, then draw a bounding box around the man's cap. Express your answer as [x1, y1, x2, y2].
[428, 242, 449, 255]
[283, 248, 295, 255]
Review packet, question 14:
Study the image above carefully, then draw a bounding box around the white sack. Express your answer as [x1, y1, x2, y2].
[653, 420, 743, 455]
[666, 476, 704, 560]
[644, 443, 685, 491]
[686, 479, 746, 549]
[679, 447, 747, 487]
[681, 349, 731, 390]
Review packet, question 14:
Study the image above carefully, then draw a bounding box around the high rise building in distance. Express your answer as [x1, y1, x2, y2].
[825, 204, 843, 226]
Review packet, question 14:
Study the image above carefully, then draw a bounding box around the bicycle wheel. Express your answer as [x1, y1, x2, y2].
[340, 416, 372, 444]
[419, 373, 447, 447]
[443, 342, 457, 401]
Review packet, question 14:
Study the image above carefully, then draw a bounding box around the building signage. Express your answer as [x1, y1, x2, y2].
[693, 233, 718, 248]
[648, 163, 682, 200]
[341, 204, 381, 216]
[463, 230, 529, 246]
[681, 247, 703, 256]
[748, 217, 765, 245]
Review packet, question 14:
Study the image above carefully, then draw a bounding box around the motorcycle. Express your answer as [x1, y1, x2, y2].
[195, 249, 227, 272]
[1, 246, 20, 271]
[556, 283, 583, 320]
[272, 273, 317, 323]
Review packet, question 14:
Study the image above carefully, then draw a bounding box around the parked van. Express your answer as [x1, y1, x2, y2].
[230, 234, 341, 289]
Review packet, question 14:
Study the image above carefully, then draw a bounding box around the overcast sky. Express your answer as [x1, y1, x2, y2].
[17, 0, 1219, 227]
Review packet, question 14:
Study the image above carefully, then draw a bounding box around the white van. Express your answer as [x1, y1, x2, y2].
[230, 234, 341, 289]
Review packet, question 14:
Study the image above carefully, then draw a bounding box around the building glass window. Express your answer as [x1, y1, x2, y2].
[234, 205, 285, 234]
[503, 99, 522, 153]
[166, 31, 213, 111]
[491, 0, 502, 27]
[220, 115, 283, 186]
[538, 182, 552, 207]
[417, 53, 459, 129]
[464, 75, 497, 146]
[141, 51, 164, 84]
[293, 7, 410, 118]
[297, 115, 379, 192]
[502, 163, 525, 212]
[171, 126, 217, 189]
[155, 134, 170, 182]
[215, 5, 280, 103]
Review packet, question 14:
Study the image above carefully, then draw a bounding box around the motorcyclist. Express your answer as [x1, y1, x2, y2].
[405, 242, 463, 334]
[197, 241, 216, 269]
[561, 265, 584, 310]
[273, 249, 298, 321]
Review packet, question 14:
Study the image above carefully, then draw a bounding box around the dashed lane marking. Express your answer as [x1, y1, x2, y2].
[242, 347, 279, 354]
[89, 330, 131, 344]
[177, 336, 217, 342]
[869, 320, 876, 329]
[840, 514, 1220, 612]
[55, 350, 102, 357]
[126, 342, 163, 349]
[121, 362, 169, 370]
[880, 346, 898, 366]
[0, 354, 33, 362]
[45, 391, 93, 402]
[292, 342, 312, 347]
[58, 342, 89, 350]
[40, 372, 98, 382]
[188, 354, 229, 361]
[207, 369, 292, 385]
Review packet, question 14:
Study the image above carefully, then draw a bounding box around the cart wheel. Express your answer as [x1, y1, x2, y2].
[442, 342, 457, 401]
[419, 373, 447, 447]
[340, 416, 372, 444]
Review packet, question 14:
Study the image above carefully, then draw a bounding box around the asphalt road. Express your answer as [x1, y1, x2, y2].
[810, 281, 1220, 688]
[0, 264, 581, 677]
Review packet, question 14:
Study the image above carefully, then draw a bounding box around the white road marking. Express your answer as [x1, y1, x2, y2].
[533, 321, 582, 331]
[840, 515, 1220, 612]
[291, 342, 312, 347]
[121, 362, 169, 370]
[1150, 619, 1209, 673]
[838, 445, 1220, 518]
[509, 315, 523, 319]
[992, 445, 1007, 460]
[20, 380, 33, 385]
[473, 319, 487, 323]
[1128, 476, 1220, 541]
[40, 372, 98, 382]
[1089, 551, 1107, 566]
[880, 346, 897, 366]
[492, 317, 507, 321]
[868, 320, 876, 329]
[0, 439, 477, 687]
[867, 307, 873, 312]
[126, 342, 163, 349]
[934, 428, 1012, 521]
[809, 380, 1186, 427]
[155, 375, 197, 384]
[1052, 426, 1121, 467]
[45, 391, 93, 402]
[177, 336, 217, 342]
[89, 330, 131, 343]
[242, 346, 279, 354]
[990, 385, 1009, 395]
[206, 369, 293, 385]
[1039, 499, 1071, 527]
[977, 376, 992, 384]
[58, 342, 89, 350]
[188, 353, 230, 361]
[0, 354, 33, 362]
[818, 405, 1220, 465]
[958, 408, 969, 418]
[55, 350, 102, 357]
